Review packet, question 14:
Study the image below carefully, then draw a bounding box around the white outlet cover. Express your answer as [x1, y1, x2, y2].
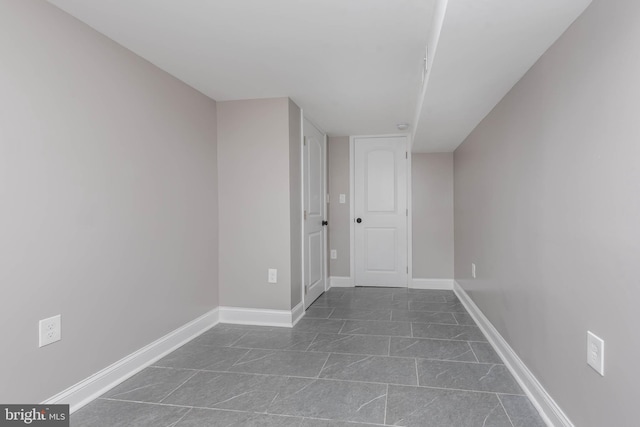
[330, 249, 337, 259]
[472, 263, 476, 279]
[268, 268, 277, 284]
[587, 331, 604, 376]
[39, 314, 61, 347]
[339, 194, 346, 204]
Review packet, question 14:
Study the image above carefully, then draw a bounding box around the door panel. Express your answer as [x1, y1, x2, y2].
[354, 136, 408, 287]
[303, 119, 327, 308]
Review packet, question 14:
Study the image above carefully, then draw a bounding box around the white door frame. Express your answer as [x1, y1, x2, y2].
[301, 113, 329, 309]
[349, 134, 413, 287]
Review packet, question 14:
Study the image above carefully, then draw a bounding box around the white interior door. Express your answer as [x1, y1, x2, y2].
[303, 119, 327, 307]
[354, 136, 408, 287]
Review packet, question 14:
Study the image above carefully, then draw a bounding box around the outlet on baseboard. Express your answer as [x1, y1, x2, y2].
[330, 249, 337, 259]
[39, 315, 61, 347]
[472, 263, 476, 279]
[268, 268, 278, 284]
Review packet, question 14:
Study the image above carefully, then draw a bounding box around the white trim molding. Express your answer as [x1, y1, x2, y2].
[453, 281, 573, 427]
[42, 308, 220, 414]
[219, 304, 304, 328]
[291, 301, 305, 326]
[328, 276, 354, 288]
[410, 278, 454, 290]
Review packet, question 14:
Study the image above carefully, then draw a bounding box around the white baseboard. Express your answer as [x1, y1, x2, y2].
[219, 305, 301, 328]
[42, 308, 220, 414]
[291, 301, 305, 326]
[328, 276, 354, 288]
[410, 278, 454, 290]
[453, 281, 573, 427]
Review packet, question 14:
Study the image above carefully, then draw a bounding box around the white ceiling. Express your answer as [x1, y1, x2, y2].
[49, 0, 592, 150]
[48, 0, 436, 137]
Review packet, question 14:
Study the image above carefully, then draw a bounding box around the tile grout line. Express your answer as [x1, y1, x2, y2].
[162, 369, 526, 396]
[98, 398, 392, 427]
[497, 394, 516, 427]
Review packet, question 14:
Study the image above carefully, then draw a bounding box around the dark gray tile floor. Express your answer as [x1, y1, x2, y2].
[72, 287, 547, 426]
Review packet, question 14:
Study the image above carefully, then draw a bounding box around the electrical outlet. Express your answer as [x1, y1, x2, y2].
[587, 331, 604, 376]
[268, 268, 278, 284]
[339, 194, 346, 204]
[39, 315, 61, 347]
[330, 249, 337, 259]
[472, 263, 476, 279]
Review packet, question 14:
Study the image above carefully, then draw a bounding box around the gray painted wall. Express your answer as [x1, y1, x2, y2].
[217, 98, 301, 311]
[454, 0, 640, 425]
[412, 153, 454, 279]
[327, 137, 351, 278]
[0, 0, 219, 404]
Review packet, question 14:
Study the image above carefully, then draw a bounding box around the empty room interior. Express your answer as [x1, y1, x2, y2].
[2, 0, 638, 426]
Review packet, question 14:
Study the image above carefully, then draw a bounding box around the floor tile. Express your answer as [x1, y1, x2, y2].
[454, 312, 477, 325]
[300, 419, 380, 426]
[162, 371, 309, 412]
[391, 309, 457, 324]
[152, 343, 248, 370]
[86, 287, 545, 427]
[268, 378, 387, 424]
[386, 385, 512, 427]
[471, 342, 503, 364]
[392, 293, 447, 303]
[417, 359, 523, 394]
[304, 307, 335, 319]
[231, 330, 317, 351]
[319, 353, 417, 385]
[409, 301, 468, 312]
[103, 367, 196, 403]
[340, 320, 411, 337]
[412, 323, 487, 341]
[188, 327, 247, 347]
[228, 349, 329, 377]
[175, 408, 302, 427]
[71, 399, 189, 427]
[306, 333, 390, 356]
[329, 308, 392, 321]
[390, 337, 477, 362]
[294, 318, 345, 333]
[498, 394, 547, 427]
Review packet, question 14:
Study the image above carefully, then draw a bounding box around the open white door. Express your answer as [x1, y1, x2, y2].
[353, 136, 408, 287]
[303, 119, 327, 308]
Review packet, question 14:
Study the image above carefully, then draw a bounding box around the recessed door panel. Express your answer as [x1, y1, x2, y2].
[366, 150, 396, 213]
[364, 228, 396, 272]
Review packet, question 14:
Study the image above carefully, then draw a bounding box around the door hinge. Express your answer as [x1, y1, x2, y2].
[406, 266, 409, 273]
[406, 208, 408, 216]
[303, 137, 307, 146]
[405, 151, 408, 159]
[304, 285, 308, 294]
[304, 210, 307, 220]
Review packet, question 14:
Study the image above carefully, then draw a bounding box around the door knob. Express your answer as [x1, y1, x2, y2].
[356, 218, 362, 223]
[322, 220, 328, 226]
